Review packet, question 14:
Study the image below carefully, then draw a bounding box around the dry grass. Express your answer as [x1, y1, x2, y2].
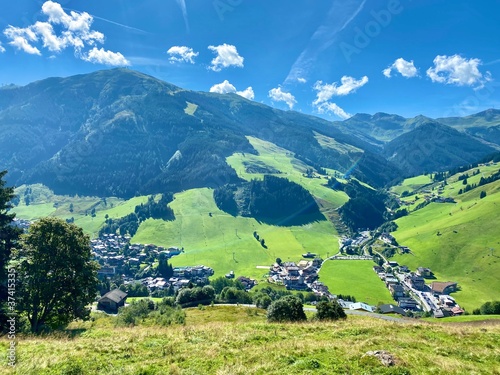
[1, 306, 499, 374]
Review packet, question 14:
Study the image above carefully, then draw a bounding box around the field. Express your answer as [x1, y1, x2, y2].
[1, 305, 499, 375]
[391, 165, 500, 311]
[132, 188, 339, 279]
[318, 260, 393, 306]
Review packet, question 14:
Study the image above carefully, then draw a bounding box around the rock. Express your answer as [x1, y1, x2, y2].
[364, 350, 396, 366]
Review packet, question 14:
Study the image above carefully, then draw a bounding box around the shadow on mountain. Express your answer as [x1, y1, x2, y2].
[214, 176, 325, 226]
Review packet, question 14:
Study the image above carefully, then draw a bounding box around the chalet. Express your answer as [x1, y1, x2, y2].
[405, 274, 426, 291]
[297, 260, 310, 269]
[389, 284, 405, 300]
[430, 281, 457, 295]
[349, 302, 375, 313]
[378, 304, 406, 316]
[433, 308, 453, 318]
[417, 267, 432, 278]
[385, 276, 399, 286]
[398, 265, 410, 273]
[97, 266, 116, 278]
[97, 289, 128, 312]
[237, 276, 257, 290]
[373, 265, 384, 273]
[398, 297, 419, 310]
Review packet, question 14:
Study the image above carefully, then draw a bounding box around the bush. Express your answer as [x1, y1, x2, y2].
[267, 295, 306, 322]
[315, 300, 346, 321]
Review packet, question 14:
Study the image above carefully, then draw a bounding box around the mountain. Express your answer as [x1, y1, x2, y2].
[437, 109, 500, 145]
[0, 69, 398, 198]
[383, 121, 496, 176]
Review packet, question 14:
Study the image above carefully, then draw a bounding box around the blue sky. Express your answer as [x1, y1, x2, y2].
[1, 0, 499, 119]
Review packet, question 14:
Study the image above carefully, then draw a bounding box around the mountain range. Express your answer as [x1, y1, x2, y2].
[0, 68, 498, 198]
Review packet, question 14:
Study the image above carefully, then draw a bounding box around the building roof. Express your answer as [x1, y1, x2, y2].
[378, 304, 407, 316]
[100, 289, 127, 304]
[430, 281, 457, 294]
[349, 302, 374, 313]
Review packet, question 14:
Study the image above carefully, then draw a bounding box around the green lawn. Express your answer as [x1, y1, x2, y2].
[391, 175, 433, 195]
[318, 260, 393, 306]
[132, 188, 339, 279]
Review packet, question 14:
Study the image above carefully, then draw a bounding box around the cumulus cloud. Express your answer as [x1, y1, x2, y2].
[0, 42, 4, 53]
[316, 102, 351, 120]
[3, 26, 41, 55]
[209, 80, 254, 100]
[268, 87, 297, 109]
[312, 75, 368, 106]
[236, 87, 255, 100]
[2, 1, 128, 66]
[208, 43, 244, 71]
[167, 46, 198, 64]
[82, 47, 130, 66]
[383, 58, 418, 78]
[426, 54, 491, 89]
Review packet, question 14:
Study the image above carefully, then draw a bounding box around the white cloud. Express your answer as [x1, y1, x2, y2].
[0, 43, 4, 53]
[297, 77, 307, 84]
[236, 87, 255, 100]
[3, 26, 41, 55]
[175, 0, 190, 33]
[167, 46, 198, 64]
[210, 80, 237, 94]
[426, 54, 491, 89]
[383, 58, 418, 78]
[208, 43, 244, 72]
[209, 80, 254, 100]
[316, 102, 352, 120]
[82, 47, 130, 66]
[268, 87, 297, 109]
[313, 75, 368, 105]
[2, 1, 126, 66]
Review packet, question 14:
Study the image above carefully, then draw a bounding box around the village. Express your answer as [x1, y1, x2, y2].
[12, 219, 464, 319]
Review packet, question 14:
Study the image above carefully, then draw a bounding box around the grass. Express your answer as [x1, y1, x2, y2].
[132, 188, 339, 279]
[392, 165, 500, 312]
[226, 136, 349, 210]
[391, 175, 433, 195]
[1, 306, 499, 374]
[12, 184, 149, 237]
[318, 260, 393, 306]
[422, 314, 500, 323]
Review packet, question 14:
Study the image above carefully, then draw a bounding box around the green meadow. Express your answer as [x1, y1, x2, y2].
[392, 173, 500, 311]
[132, 188, 339, 279]
[2, 306, 499, 375]
[318, 260, 393, 306]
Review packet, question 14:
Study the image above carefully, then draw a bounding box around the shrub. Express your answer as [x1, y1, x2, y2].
[267, 295, 306, 322]
[315, 300, 346, 321]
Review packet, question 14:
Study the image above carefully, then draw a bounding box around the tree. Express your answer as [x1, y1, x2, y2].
[15, 218, 99, 333]
[69, 203, 74, 213]
[0, 171, 22, 332]
[266, 295, 306, 322]
[480, 191, 487, 199]
[315, 300, 346, 321]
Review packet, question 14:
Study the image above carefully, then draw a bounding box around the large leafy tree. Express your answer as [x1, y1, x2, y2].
[0, 171, 21, 332]
[15, 217, 99, 333]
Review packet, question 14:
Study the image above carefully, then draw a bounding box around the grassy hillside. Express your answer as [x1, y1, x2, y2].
[319, 261, 393, 306]
[226, 136, 350, 210]
[391, 164, 500, 311]
[132, 188, 339, 279]
[1, 306, 499, 375]
[12, 184, 148, 236]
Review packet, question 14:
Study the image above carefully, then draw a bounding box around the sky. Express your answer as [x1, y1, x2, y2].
[0, 0, 499, 120]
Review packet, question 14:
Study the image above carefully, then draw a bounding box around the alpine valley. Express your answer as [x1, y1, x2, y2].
[2, 68, 500, 312]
